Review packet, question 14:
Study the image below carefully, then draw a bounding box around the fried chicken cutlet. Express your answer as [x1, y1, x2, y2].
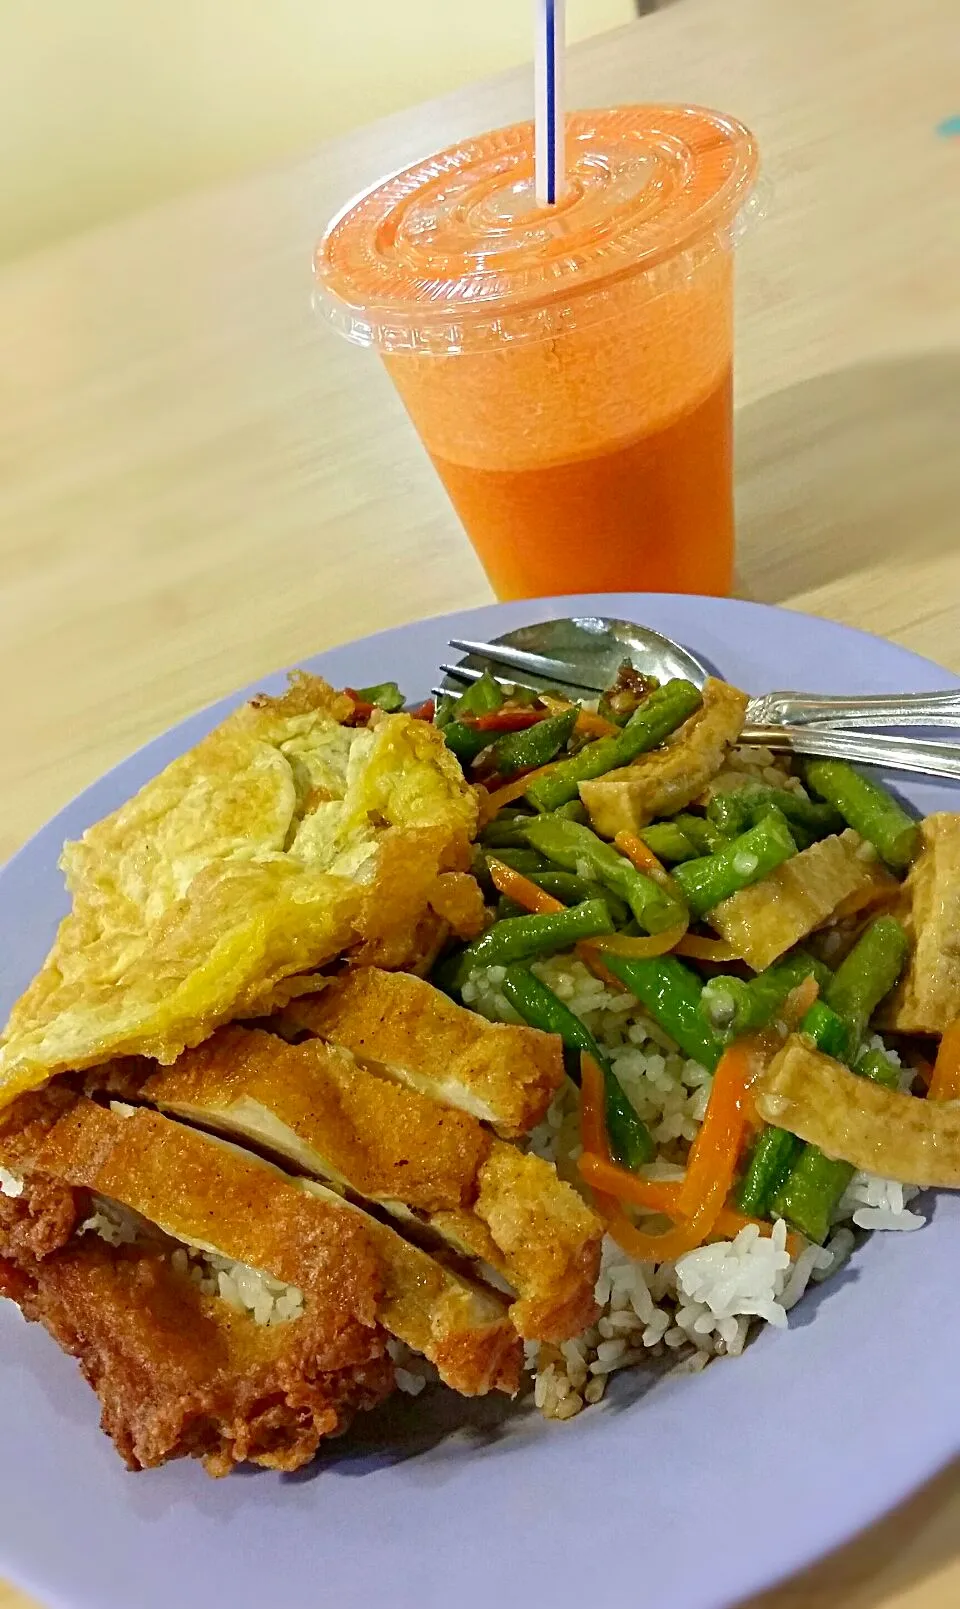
[130, 1024, 601, 1343]
[3, 1094, 521, 1401]
[286, 967, 564, 1136]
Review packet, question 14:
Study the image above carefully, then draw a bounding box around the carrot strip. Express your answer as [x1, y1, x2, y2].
[469, 710, 545, 732]
[584, 922, 689, 960]
[578, 1152, 799, 1251]
[614, 830, 664, 876]
[579, 1053, 610, 1159]
[575, 943, 629, 992]
[486, 859, 564, 916]
[674, 935, 740, 963]
[614, 829, 686, 903]
[782, 972, 820, 1028]
[479, 761, 563, 818]
[677, 1040, 763, 1220]
[538, 694, 619, 740]
[928, 1019, 960, 1100]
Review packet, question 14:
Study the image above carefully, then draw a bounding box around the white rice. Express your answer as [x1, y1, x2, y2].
[0, 1165, 24, 1199]
[467, 955, 928, 1421]
[80, 1195, 304, 1326]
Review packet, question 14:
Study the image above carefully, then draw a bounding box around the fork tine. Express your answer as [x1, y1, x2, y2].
[437, 663, 515, 687]
[447, 637, 607, 693]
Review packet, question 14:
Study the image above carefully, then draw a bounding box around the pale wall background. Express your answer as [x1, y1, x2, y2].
[0, 0, 634, 263]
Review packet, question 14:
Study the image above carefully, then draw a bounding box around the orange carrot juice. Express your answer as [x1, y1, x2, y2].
[316, 108, 758, 599]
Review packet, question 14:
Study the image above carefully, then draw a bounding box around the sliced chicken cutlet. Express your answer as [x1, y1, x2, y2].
[135, 1026, 601, 1344]
[2, 1234, 394, 1475]
[22, 1097, 521, 1397]
[286, 967, 564, 1136]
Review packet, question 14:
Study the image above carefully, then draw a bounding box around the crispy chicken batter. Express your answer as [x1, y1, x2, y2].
[25, 1097, 521, 1397]
[4, 1236, 394, 1475]
[290, 967, 564, 1136]
[0, 674, 479, 1111]
[135, 1026, 601, 1343]
[140, 1025, 492, 1213]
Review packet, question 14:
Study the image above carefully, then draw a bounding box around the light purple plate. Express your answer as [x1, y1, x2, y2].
[2, 594, 959, 1609]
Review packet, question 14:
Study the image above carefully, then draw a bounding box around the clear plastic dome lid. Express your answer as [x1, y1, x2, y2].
[314, 105, 759, 353]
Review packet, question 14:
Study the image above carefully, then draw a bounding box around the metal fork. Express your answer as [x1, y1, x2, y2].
[434, 632, 960, 782]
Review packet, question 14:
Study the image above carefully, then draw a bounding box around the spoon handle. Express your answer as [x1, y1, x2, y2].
[746, 689, 960, 728]
[741, 724, 960, 780]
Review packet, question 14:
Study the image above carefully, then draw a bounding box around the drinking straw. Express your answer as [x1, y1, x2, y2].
[534, 0, 566, 205]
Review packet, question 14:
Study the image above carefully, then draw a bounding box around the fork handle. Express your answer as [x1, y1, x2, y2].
[748, 689, 960, 728]
[741, 723, 960, 780]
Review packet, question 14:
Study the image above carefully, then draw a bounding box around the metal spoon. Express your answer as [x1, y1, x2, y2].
[435, 615, 960, 781]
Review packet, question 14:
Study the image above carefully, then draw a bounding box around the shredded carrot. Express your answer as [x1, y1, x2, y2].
[469, 709, 544, 732]
[614, 830, 686, 905]
[575, 711, 621, 739]
[928, 1019, 960, 1100]
[575, 943, 629, 991]
[580, 1047, 758, 1264]
[579, 1053, 610, 1159]
[538, 694, 619, 740]
[614, 830, 664, 877]
[479, 761, 564, 819]
[674, 935, 740, 963]
[486, 859, 564, 916]
[678, 1039, 766, 1220]
[577, 1152, 801, 1253]
[584, 922, 689, 960]
[782, 972, 820, 1028]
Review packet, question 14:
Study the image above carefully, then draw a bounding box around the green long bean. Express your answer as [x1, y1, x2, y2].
[707, 785, 843, 843]
[600, 954, 725, 1072]
[803, 759, 919, 870]
[672, 811, 798, 918]
[500, 965, 653, 1168]
[700, 951, 832, 1040]
[822, 915, 909, 1044]
[453, 899, 615, 989]
[523, 815, 687, 934]
[639, 822, 699, 863]
[524, 679, 702, 812]
[488, 709, 578, 777]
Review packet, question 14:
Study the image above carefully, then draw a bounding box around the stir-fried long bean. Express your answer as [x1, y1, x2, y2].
[803, 759, 919, 870]
[822, 916, 910, 1044]
[501, 965, 653, 1168]
[488, 709, 578, 777]
[523, 815, 687, 934]
[707, 785, 843, 843]
[524, 679, 702, 812]
[639, 823, 699, 864]
[701, 951, 832, 1040]
[452, 900, 615, 989]
[600, 954, 725, 1072]
[352, 681, 406, 712]
[672, 811, 798, 918]
[770, 919, 911, 1240]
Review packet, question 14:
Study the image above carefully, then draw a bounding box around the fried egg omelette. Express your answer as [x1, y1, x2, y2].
[0, 674, 480, 1108]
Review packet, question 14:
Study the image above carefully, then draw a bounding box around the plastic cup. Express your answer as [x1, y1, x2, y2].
[315, 107, 758, 600]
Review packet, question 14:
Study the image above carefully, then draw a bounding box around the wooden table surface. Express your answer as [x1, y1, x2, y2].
[0, 0, 957, 1603]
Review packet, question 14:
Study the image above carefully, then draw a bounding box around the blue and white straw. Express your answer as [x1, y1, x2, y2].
[535, 0, 566, 205]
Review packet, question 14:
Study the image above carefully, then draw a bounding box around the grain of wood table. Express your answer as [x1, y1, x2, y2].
[0, 0, 957, 1604]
